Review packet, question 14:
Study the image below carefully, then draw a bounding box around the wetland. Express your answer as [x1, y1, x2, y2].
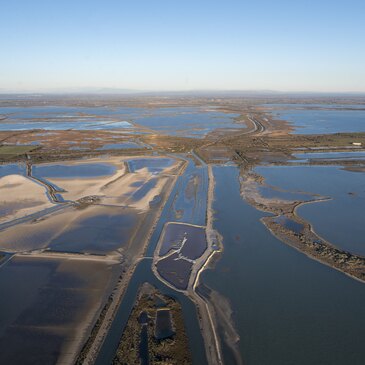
[1, 95, 365, 365]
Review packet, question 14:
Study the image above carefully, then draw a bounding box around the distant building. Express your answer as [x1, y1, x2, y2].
[352, 142, 362, 146]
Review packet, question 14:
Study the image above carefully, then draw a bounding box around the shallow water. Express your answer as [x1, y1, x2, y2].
[130, 178, 157, 201]
[258, 185, 312, 201]
[0, 163, 26, 177]
[0, 105, 241, 137]
[293, 151, 365, 161]
[95, 157, 209, 365]
[49, 208, 138, 254]
[133, 107, 240, 137]
[255, 165, 365, 255]
[267, 104, 365, 134]
[274, 215, 304, 234]
[165, 159, 208, 226]
[201, 166, 365, 365]
[0, 256, 117, 365]
[97, 142, 141, 150]
[32, 162, 116, 179]
[94, 259, 207, 365]
[127, 158, 174, 174]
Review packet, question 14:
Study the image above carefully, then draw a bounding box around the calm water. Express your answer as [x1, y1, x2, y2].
[265, 103, 365, 110]
[95, 157, 208, 365]
[201, 166, 365, 365]
[274, 216, 304, 234]
[127, 158, 174, 174]
[0, 256, 117, 365]
[293, 151, 365, 161]
[94, 260, 207, 365]
[32, 163, 116, 178]
[256, 165, 365, 256]
[0, 106, 241, 137]
[133, 107, 240, 137]
[165, 159, 208, 226]
[0, 163, 26, 177]
[49, 209, 138, 254]
[97, 142, 141, 150]
[258, 185, 312, 201]
[266, 104, 365, 134]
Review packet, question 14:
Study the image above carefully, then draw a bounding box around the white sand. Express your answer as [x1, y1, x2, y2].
[0, 174, 53, 224]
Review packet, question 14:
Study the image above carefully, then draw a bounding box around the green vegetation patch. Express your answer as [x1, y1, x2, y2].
[0, 145, 38, 158]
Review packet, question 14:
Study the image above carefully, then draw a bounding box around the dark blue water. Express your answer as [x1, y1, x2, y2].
[201, 166, 365, 365]
[256, 165, 365, 256]
[32, 163, 116, 179]
[139, 325, 149, 365]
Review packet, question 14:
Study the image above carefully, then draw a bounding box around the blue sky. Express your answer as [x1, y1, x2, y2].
[1, 0, 365, 92]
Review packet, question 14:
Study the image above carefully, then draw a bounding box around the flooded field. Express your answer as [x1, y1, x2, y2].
[48, 206, 139, 254]
[97, 142, 141, 150]
[0, 105, 242, 137]
[0, 106, 138, 131]
[0, 174, 53, 223]
[32, 162, 117, 179]
[164, 159, 208, 226]
[132, 107, 241, 137]
[200, 166, 365, 365]
[266, 104, 365, 134]
[127, 157, 175, 174]
[0, 156, 178, 255]
[258, 185, 313, 201]
[0, 255, 119, 365]
[255, 165, 365, 256]
[1, 97, 364, 365]
[0, 163, 26, 177]
[293, 150, 365, 162]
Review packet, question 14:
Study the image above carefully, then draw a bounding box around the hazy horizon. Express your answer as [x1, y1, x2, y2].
[2, 0, 365, 93]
